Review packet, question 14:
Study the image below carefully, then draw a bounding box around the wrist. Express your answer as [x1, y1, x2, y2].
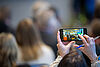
[60, 53, 66, 58]
[57, 51, 66, 58]
[90, 54, 97, 63]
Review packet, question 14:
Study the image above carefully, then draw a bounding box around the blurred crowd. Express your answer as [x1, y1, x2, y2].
[0, 0, 100, 67]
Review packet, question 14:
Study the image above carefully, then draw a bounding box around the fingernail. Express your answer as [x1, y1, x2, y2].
[72, 41, 75, 43]
[77, 45, 84, 48]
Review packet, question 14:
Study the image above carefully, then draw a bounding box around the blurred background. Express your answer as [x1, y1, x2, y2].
[0, 0, 72, 29]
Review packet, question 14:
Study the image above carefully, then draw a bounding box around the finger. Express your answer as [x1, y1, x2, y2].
[57, 43, 61, 47]
[67, 41, 75, 48]
[78, 47, 84, 52]
[79, 34, 88, 46]
[57, 31, 62, 43]
[57, 44, 60, 50]
[74, 45, 84, 51]
[73, 44, 79, 48]
[57, 44, 59, 47]
[57, 43, 64, 49]
[83, 35, 90, 43]
[91, 38, 95, 42]
[90, 37, 95, 45]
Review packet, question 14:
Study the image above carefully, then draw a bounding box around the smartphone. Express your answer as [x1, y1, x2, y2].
[59, 28, 87, 41]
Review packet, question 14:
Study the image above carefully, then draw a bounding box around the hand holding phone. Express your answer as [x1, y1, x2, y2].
[57, 31, 75, 57]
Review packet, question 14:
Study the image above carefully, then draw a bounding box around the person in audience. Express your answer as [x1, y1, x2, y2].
[31, 1, 61, 57]
[50, 31, 100, 67]
[93, 0, 100, 19]
[86, 19, 100, 67]
[0, 33, 18, 67]
[16, 18, 55, 65]
[0, 6, 14, 34]
[58, 50, 88, 67]
[85, 4, 100, 66]
[89, 19, 100, 55]
[94, 4, 100, 18]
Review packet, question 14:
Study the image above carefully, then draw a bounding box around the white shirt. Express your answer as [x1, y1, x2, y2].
[17, 45, 55, 65]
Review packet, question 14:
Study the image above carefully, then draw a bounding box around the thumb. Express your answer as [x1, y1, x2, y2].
[57, 43, 64, 49]
[66, 41, 75, 48]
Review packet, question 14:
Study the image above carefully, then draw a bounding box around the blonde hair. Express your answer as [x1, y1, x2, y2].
[32, 1, 51, 17]
[32, 1, 54, 28]
[0, 33, 18, 67]
[16, 18, 43, 61]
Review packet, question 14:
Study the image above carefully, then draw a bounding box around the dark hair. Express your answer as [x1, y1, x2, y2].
[0, 6, 10, 20]
[58, 49, 88, 67]
[90, 19, 100, 37]
[94, 4, 100, 18]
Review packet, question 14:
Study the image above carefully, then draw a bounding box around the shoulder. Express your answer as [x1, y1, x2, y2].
[40, 43, 55, 58]
[41, 44, 54, 53]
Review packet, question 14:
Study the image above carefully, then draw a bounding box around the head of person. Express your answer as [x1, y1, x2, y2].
[16, 18, 42, 61]
[94, 4, 100, 18]
[0, 6, 11, 21]
[32, 1, 60, 21]
[94, 0, 100, 18]
[89, 19, 100, 37]
[32, 1, 61, 33]
[0, 33, 18, 67]
[16, 18, 42, 47]
[32, 1, 51, 19]
[58, 49, 88, 67]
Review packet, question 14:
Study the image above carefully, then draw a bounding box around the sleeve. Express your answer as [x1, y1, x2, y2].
[49, 56, 62, 67]
[91, 61, 100, 67]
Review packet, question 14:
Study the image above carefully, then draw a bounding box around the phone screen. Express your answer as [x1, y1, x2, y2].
[60, 28, 87, 41]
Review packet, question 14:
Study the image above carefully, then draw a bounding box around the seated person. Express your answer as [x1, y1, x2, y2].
[32, 1, 61, 57]
[16, 18, 55, 65]
[0, 6, 14, 34]
[58, 50, 87, 67]
[0, 33, 18, 67]
[50, 31, 100, 67]
[89, 19, 100, 55]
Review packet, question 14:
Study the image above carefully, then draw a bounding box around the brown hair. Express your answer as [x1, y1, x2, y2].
[58, 48, 88, 67]
[16, 18, 43, 61]
[0, 33, 18, 67]
[94, 3, 100, 19]
[0, 6, 10, 20]
[90, 19, 100, 37]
